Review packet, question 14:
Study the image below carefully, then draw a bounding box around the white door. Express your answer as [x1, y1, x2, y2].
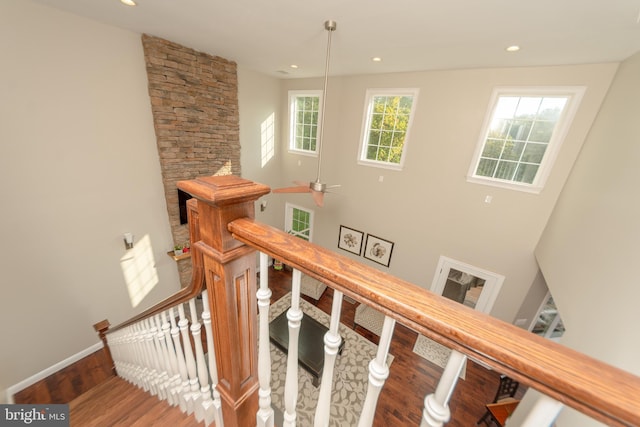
[430, 256, 504, 314]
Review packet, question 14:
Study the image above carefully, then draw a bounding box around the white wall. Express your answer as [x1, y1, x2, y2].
[277, 64, 617, 323]
[535, 51, 640, 426]
[237, 66, 283, 228]
[0, 0, 180, 401]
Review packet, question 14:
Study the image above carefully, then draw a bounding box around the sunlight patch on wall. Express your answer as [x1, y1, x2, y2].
[261, 112, 275, 167]
[120, 234, 159, 308]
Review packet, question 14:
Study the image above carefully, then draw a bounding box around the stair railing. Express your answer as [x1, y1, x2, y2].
[97, 175, 640, 427]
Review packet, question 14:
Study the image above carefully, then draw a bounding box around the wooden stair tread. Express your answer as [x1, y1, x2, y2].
[69, 376, 203, 426]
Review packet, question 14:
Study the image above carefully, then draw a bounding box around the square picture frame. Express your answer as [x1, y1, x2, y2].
[363, 234, 394, 267]
[337, 225, 364, 255]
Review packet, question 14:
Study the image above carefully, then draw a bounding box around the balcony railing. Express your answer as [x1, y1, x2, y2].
[99, 175, 640, 427]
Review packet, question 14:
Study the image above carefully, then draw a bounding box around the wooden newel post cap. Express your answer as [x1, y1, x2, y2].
[177, 175, 270, 207]
[93, 319, 111, 334]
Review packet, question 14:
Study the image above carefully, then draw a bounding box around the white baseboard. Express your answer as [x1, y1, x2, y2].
[5, 342, 104, 404]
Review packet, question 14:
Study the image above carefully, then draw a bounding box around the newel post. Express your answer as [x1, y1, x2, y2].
[93, 319, 116, 376]
[178, 175, 270, 427]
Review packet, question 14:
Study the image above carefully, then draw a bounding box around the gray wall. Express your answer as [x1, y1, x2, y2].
[277, 64, 616, 323]
[535, 51, 640, 426]
[0, 0, 180, 401]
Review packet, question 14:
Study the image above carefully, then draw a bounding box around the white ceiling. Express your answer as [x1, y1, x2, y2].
[33, 0, 640, 79]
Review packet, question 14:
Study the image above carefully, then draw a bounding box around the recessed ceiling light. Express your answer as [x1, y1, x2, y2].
[371, 57, 382, 62]
[120, 0, 136, 5]
[290, 64, 299, 69]
[506, 45, 520, 52]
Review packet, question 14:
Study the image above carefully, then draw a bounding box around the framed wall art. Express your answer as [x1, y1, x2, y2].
[337, 225, 364, 255]
[363, 234, 394, 267]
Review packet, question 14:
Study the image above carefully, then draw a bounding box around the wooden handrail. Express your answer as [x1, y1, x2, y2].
[228, 217, 640, 427]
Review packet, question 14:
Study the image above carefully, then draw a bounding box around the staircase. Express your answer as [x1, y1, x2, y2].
[69, 376, 201, 427]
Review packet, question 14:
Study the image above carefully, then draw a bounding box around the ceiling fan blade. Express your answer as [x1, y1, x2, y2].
[311, 190, 325, 207]
[273, 185, 311, 194]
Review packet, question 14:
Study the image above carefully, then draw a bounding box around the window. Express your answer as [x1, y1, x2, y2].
[358, 88, 419, 170]
[468, 86, 585, 193]
[288, 90, 323, 155]
[285, 203, 313, 241]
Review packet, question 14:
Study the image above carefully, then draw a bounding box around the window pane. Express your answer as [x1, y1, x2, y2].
[477, 158, 498, 177]
[539, 98, 567, 120]
[515, 97, 542, 118]
[508, 120, 532, 141]
[501, 140, 525, 161]
[521, 142, 547, 163]
[495, 160, 517, 180]
[514, 163, 539, 184]
[488, 118, 510, 139]
[366, 145, 379, 160]
[529, 121, 555, 143]
[380, 131, 392, 147]
[482, 139, 504, 159]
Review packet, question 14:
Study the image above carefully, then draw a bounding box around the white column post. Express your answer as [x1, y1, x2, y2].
[314, 289, 344, 427]
[420, 350, 467, 427]
[283, 268, 303, 427]
[178, 302, 200, 413]
[160, 310, 181, 407]
[357, 314, 396, 427]
[256, 252, 274, 427]
[169, 306, 190, 413]
[188, 297, 210, 423]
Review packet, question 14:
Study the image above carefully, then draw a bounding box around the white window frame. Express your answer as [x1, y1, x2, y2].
[284, 202, 314, 242]
[467, 86, 585, 193]
[288, 90, 323, 157]
[357, 88, 419, 171]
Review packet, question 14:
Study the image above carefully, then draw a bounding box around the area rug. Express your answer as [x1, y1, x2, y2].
[413, 334, 466, 380]
[268, 293, 394, 426]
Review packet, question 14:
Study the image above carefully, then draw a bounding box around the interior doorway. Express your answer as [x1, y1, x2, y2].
[430, 256, 504, 314]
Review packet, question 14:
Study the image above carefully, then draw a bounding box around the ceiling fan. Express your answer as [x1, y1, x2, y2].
[273, 20, 340, 207]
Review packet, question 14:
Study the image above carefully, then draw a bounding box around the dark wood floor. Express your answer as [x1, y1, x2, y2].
[266, 266, 524, 427]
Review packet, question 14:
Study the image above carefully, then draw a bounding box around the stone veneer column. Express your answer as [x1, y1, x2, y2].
[141, 34, 241, 287]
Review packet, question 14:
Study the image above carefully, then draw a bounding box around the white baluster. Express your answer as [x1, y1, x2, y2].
[314, 289, 344, 427]
[519, 394, 564, 427]
[160, 310, 181, 406]
[142, 319, 160, 396]
[134, 323, 150, 390]
[140, 320, 158, 396]
[256, 252, 274, 427]
[189, 297, 209, 422]
[152, 314, 171, 403]
[202, 290, 224, 427]
[283, 268, 303, 427]
[178, 302, 200, 414]
[169, 306, 191, 412]
[358, 314, 395, 427]
[420, 350, 467, 427]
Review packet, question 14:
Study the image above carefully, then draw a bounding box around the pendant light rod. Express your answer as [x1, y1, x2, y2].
[315, 20, 336, 184]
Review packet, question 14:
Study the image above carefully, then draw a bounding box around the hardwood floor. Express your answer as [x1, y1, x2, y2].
[265, 266, 524, 427]
[69, 376, 201, 427]
[13, 349, 114, 404]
